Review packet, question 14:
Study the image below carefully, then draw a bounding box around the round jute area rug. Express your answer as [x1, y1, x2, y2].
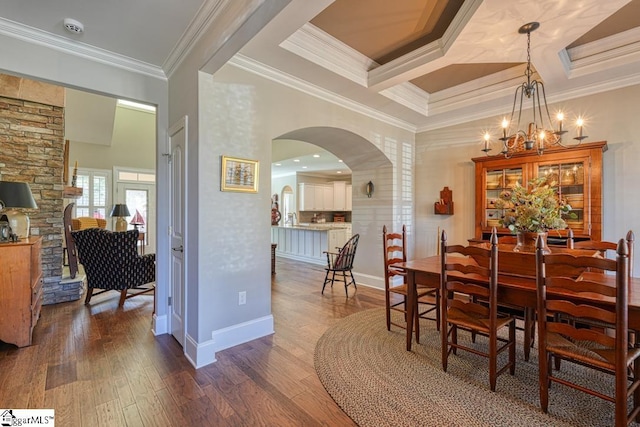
[314, 308, 631, 427]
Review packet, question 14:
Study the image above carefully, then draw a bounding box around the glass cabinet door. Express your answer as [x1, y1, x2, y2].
[485, 167, 523, 229]
[538, 161, 586, 232]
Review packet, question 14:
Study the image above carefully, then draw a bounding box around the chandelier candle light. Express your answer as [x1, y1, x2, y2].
[481, 22, 588, 158]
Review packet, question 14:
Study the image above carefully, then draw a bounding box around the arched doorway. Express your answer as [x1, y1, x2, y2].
[273, 126, 405, 287]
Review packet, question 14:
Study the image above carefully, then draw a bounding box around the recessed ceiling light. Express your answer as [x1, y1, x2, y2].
[293, 159, 300, 162]
[302, 166, 308, 169]
[338, 159, 343, 163]
[63, 18, 84, 34]
[313, 154, 320, 158]
[336, 171, 342, 174]
[275, 163, 281, 166]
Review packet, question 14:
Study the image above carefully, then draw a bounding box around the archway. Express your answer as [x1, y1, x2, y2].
[273, 126, 397, 287]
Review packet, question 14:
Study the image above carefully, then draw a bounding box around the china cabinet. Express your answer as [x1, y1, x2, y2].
[472, 141, 607, 243]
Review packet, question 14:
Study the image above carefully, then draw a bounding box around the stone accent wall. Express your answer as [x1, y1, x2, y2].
[0, 75, 75, 305]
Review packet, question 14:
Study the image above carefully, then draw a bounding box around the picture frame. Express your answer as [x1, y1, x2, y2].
[221, 155, 259, 193]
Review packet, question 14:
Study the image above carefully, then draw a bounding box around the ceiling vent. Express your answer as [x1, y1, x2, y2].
[63, 18, 84, 34]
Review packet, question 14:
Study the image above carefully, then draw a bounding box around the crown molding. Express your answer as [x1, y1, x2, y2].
[228, 54, 417, 132]
[440, 0, 483, 52]
[380, 83, 428, 116]
[0, 17, 166, 80]
[566, 27, 640, 78]
[280, 23, 373, 87]
[163, 0, 228, 78]
[281, 23, 430, 116]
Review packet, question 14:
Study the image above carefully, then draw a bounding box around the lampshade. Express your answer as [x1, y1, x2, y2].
[0, 181, 38, 239]
[0, 181, 38, 209]
[110, 204, 130, 232]
[110, 204, 130, 218]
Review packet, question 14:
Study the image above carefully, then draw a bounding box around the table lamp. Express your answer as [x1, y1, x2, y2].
[110, 204, 130, 232]
[0, 181, 38, 239]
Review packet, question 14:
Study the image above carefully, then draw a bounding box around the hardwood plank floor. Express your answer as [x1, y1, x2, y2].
[0, 257, 386, 426]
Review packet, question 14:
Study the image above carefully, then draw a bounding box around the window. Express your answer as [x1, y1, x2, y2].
[74, 169, 111, 219]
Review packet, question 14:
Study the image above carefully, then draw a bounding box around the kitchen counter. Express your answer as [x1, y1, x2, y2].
[273, 223, 350, 231]
[271, 224, 351, 265]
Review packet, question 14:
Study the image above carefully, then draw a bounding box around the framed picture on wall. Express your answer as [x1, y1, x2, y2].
[221, 155, 259, 193]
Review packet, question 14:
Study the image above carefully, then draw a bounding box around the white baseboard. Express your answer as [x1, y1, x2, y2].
[184, 333, 217, 369]
[211, 314, 275, 352]
[152, 313, 168, 335]
[182, 314, 275, 369]
[353, 272, 384, 290]
[275, 252, 325, 266]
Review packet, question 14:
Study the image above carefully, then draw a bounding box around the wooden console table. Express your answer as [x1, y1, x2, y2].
[137, 231, 146, 254]
[0, 237, 43, 347]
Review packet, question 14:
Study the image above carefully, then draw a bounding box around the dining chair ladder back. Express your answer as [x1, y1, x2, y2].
[496, 233, 536, 361]
[567, 229, 634, 278]
[440, 228, 516, 392]
[383, 225, 439, 343]
[535, 237, 640, 426]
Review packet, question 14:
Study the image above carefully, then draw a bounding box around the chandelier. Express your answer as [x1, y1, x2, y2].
[481, 22, 587, 158]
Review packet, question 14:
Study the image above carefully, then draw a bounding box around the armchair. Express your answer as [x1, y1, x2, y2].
[71, 228, 155, 307]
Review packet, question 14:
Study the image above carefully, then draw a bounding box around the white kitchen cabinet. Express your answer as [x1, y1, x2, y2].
[345, 184, 352, 211]
[323, 185, 333, 211]
[298, 183, 334, 211]
[333, 181, 346, 211]
[299, 183, 325, 210]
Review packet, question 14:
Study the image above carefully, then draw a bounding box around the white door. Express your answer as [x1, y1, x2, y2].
[116, 182, 156, 252]
[169, 117, 187, 346]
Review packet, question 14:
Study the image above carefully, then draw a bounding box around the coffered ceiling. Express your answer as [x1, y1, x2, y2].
[1, 0, 639, 134]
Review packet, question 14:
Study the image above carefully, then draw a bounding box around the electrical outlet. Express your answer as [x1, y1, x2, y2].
[238, 291, 246, 305]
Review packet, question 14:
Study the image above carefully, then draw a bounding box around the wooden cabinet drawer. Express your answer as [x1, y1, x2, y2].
[0, 237, 42, 347]
[32, 276, 43, 309]
[32, 283, 43, 328]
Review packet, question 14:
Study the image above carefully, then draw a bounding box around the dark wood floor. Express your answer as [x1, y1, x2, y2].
[0, 257, 386, 426]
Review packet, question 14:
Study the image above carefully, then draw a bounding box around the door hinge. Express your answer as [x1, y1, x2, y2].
[168, 296, 172, 306]
[162, 153, 172, 162]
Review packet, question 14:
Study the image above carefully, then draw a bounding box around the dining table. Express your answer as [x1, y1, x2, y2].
[400, 246, 640, 352]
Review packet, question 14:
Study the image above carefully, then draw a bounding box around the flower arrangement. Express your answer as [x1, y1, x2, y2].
[493, 176, 575, 233]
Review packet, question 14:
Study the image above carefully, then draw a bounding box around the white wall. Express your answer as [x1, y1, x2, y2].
[192, 63, 414, 355]
[415, 83, 640, 276]
[70, 106, 156, 171]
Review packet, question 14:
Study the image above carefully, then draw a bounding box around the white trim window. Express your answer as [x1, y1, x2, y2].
[74, 169, 111, 220]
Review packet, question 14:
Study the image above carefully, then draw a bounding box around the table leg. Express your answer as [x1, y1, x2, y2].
[406, 270, 416, 351]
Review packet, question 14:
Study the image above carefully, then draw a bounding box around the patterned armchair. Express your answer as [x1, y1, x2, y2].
[71, 228, 155, 307]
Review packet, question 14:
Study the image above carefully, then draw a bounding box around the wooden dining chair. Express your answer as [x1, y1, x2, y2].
[440, 229, 516, 392]
[567, 229, 635, 277]
[535, 238, 640, 426]
[496, 233, 536, 361]
[383, 225, 439, 342]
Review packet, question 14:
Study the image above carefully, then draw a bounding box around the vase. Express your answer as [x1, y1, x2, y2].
[513, 231, 551, 254]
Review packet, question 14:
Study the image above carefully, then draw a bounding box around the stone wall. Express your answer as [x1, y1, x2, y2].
[0, 74, 74, 304]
